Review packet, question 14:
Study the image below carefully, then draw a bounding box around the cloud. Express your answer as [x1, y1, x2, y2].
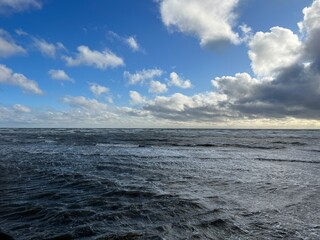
[15, 29, 28, 36]
[126, 36, 140, 51]
[0, 102, 161, 128]
[1, 1, 319, 128]
[10, 29, 66, 58]
[149, 80, 168, 94]
[13, 104, 31, 112]
[125, 70, 190, 94]
[124, 68, 163, 85]
[143, 92, 229, 121]
[33, 38, 65, 58]
[248, 27, 302, 77]
[136, 0, 320, 123]
[159, 0, 240, 48]
[89, 83, 109, 96]
[0, 64, 43, 94]
[211, 14, 320, 119]
[1, 100, 319, 128]
[168, 72, 192, 89]
[298, 0, 320, 35]
[48, 69, 73, 82]
[149, 93, 191, 112]
[212, 72, 259, 101]
[212, 68, 320, 120]
[62, 96, 108, 112]
[15, 97, 118, 127]
[129, 91, 147, 105]
[299, 0, 320, 65]
[0, 0, 42, 15]
[239, 24, 253, 43]
[0, 29, 26, 58]
[108, 31, 142, 52]
[63, 45, 124, 69]
[231, 0, 320, 119]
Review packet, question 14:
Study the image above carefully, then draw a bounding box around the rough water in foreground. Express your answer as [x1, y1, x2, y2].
[0, 128, 319, 240]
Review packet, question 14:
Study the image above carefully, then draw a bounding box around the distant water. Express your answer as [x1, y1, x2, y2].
[0, 129, 319, 240]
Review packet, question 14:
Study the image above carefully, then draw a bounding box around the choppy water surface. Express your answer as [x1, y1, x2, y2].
[0, 129, 319, 239]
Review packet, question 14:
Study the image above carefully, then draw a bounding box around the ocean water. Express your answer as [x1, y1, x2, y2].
[0, 128, 319, 240]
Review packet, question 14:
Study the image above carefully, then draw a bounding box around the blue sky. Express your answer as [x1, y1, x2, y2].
[0, 0, 319, 128]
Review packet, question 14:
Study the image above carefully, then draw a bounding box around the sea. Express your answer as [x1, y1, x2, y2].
[0, 128, 319, 240]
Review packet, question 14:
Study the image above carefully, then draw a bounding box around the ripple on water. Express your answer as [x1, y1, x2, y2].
[0, 129, 319, 239]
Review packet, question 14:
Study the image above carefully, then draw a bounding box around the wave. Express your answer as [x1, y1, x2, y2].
[255, 158, 319, 164]
[169, 143, 285, 150]
[95, 143, 139, 148]
[272, 141, 307, 146]
[306, 149, 320, 153]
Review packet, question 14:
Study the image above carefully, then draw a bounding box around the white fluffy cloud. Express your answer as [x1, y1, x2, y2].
[298, 0, 320, 34]
[168, 72, 192, 89]
[129, 91, 147, 104]
[124, 68, 163, 85]
[0, 64, 43, 94]
[160, 0, 240, 48]
[248, 27, 303, 77]
[212, 72, 259, 100]
[0, 29, 26, 58]
[0, 0, 42, 15]
[89, 83, 109, 96]
[150, 93, 191, 112]
[13, 104, 31, 112]
[149, 80, 168, 94]
[152, 92, 226, 112]
[63, 45, 124, 70]
[33, 38, 65, 58]
[48, 69, 73, 82]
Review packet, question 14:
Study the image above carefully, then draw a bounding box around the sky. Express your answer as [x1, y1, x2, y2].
[0, 0, 320, 128]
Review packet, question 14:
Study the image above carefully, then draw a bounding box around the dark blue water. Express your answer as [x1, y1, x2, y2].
[0, 129, 319, 239]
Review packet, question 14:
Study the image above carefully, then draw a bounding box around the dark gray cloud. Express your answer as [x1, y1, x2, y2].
[230, 63, 320, 119]
[230, 21, 320, 119]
